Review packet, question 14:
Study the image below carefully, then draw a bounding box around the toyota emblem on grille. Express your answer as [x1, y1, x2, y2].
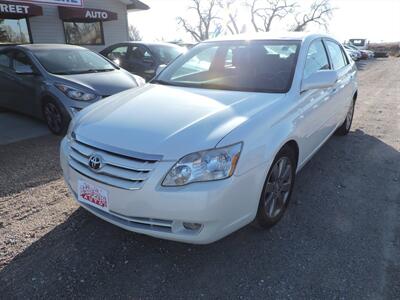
[88, 154, 103, 171]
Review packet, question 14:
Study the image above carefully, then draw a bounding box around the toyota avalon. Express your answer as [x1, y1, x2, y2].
[60, 33, 358, 244]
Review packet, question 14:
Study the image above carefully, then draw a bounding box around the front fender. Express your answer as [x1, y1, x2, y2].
[217, 100, 298, 178]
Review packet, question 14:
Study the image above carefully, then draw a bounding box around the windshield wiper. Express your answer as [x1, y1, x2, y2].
[53, 71, 74, 75]
[53, 69, 114, 75]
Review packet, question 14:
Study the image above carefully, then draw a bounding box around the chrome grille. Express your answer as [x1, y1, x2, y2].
[68, 138, 160, 190]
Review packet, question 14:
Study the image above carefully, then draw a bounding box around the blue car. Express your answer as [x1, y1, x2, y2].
[0, 44, 145, 135]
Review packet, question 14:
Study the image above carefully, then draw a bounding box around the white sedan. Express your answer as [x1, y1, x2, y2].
[60, 33, 358, 244]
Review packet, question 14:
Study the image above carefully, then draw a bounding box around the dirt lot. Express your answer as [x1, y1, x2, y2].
[0, 58, 399, 299]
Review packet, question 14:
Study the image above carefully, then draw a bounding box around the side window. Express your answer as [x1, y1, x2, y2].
[143, 48, 153, 61]
[224, 48, 234, 68]
[131, 46, 141, 60]
[325, 40, 347, 70]
[303, 40, 330, 78]
[0, 51, 12, 68]
[107, 46, 128, 61]
[12, 51, 35, 72]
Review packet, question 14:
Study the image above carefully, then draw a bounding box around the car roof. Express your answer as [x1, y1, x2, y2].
[205, 32, 331, 43]
[17, 44, 86, 51]
[110, 41, 182, 48]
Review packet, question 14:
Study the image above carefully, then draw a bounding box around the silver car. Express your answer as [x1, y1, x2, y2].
[0, 44, 144, 135]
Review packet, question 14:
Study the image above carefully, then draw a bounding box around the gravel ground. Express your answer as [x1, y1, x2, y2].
[0, 58, 399, 299]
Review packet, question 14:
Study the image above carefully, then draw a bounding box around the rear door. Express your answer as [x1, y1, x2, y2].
[297, 38, 336, 159]
[9, 50, 41, 117]
[324, 39, 355, 125]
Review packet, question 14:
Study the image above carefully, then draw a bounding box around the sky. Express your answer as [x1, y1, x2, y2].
[128, 0, 400, 43]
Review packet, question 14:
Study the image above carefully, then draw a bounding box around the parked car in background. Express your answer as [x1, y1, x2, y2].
[343, 45, 361, 61]
[61, 33, 358, 244]
[346, 44, 374, 59]
[348, 38, 369, 50]
[100, 42, 186, 81]
[0, 44, 145, 135]
[367, 50, 375, 58]
[168, 41, 196, 50]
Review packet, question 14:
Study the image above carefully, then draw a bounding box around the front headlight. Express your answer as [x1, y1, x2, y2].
[162, 143, 243, 187]
[55, 83, 97, 101]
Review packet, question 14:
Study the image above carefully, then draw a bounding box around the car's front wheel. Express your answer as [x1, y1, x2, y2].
[42, 99, 70, 135]
[256, 146, 297, 228]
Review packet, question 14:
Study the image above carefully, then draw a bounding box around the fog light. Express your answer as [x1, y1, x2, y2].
[183, 222, 202, 231]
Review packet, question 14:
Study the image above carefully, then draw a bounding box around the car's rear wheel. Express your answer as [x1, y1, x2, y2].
[256, 146, 297, 228]
[42, 99, 70, 135]
[336, 100, 355, 136]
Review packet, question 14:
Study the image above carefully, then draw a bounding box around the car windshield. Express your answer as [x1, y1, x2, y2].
[33, 48, 116, 75]
[154, 40, 300, 93]
[148, 44, 186, 64]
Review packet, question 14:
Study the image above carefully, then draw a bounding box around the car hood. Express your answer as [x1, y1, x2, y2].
[55, 70, 138, 96]
[74, 84, 286, 160]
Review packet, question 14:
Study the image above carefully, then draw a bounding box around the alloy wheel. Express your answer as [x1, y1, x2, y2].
[263, 157, 293, 218]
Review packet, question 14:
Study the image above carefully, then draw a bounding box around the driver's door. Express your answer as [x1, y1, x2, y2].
[8, 50, 41, 117]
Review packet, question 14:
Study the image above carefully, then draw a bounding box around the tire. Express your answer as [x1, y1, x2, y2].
[336, 100, 355, 136]
[255, 146, 297, 228]
[42, 99, 70, 136]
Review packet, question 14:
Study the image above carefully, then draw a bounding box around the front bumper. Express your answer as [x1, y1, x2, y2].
[60, 138, 266, 244]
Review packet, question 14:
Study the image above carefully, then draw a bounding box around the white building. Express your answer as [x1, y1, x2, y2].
[0, 0, 149, 52]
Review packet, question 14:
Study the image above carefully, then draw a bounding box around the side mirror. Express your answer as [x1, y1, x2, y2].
[156, 64, 167, 76]
[301, 70, 338, 92]
[15, 64, 35, 75]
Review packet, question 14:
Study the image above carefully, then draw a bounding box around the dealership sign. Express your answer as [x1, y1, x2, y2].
[0, 0, 43, 18]
[59, 6, 118, 21]
[3, 0, 83, 8]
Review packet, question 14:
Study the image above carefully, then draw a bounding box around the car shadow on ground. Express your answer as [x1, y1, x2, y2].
[356, 60, 370, 70]
[1, 130, 399, 298]
[356, 57, 388, 71]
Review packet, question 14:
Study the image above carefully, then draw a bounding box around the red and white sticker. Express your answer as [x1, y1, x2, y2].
[78, 180, 109, 212]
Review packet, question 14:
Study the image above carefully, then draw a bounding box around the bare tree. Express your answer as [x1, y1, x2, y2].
[249, 0, 296, 32]
[218, 0, 241, 34]
[291, 0, 333, 31]
[128, 25, 142, 41]
[177, 0, 221, 42]
[0, 20, 6, 43]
